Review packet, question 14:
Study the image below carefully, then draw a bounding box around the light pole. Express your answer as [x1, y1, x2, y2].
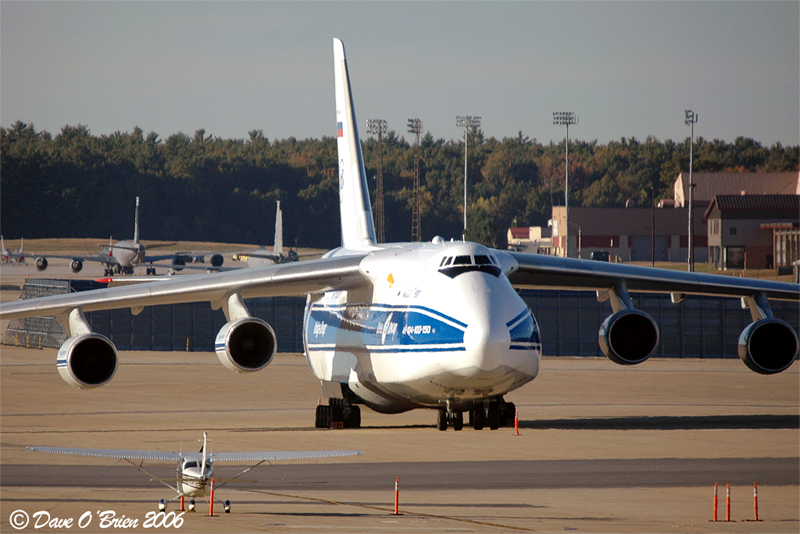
[365, 119, 387, 243]
[553, 111, 578, 257]
[685, 110, 698, 272]
[408, 118, 422, 242]
[456, 115, 481, 240]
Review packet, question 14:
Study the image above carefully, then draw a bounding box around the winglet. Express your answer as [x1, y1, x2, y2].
[333, 38, 376, 249]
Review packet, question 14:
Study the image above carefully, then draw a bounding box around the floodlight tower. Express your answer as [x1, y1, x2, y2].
[553, 111, 578, 257]
[456, 115, 481, 239]
[684, 110, 698, 272]
[365, 119, 387, 243]
[408, 118, 423, 242]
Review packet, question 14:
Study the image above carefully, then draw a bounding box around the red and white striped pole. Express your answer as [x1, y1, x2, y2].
[393, 476, 399, 515]
[753, 481, 759, 521]
[713, 482, 718, 521]
[209, 477, 215, 517]
[514, 409, 519, 436]
[726, 482, 731, 522]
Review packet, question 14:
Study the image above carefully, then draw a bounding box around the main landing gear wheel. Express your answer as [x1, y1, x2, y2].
[470, 399, 516, 430]
[436, 409, 464, 431]
[315, 399, 361, 428]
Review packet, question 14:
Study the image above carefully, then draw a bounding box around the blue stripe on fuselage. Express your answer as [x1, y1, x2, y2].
[306, 303, 466, 351]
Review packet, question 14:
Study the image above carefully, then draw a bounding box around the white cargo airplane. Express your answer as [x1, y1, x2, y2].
[33, 197, 225, 276]
[1, 39, 798, 432]
[28, 432, 361, 511]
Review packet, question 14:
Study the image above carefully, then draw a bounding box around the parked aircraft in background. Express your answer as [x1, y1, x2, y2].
[28, 432, 361, 512]
[32, 197, 225, 276]
[232, 201, 314, 266]
[1, 236, 27, 264]
[1, 38, 797, 433]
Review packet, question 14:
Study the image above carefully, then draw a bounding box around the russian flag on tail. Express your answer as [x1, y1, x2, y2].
[337, 122, 344, 137]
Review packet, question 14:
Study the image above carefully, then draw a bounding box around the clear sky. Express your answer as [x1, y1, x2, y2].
[2, 1, 798, 146]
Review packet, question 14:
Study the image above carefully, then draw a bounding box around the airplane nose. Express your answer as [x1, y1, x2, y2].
[461, 291, 510, 372]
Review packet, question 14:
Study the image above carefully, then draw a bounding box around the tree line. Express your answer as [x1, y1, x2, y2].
[1, 121, 797, 249]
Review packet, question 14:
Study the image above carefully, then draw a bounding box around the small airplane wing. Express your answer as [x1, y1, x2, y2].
[208, 451, 363, 462]
[0, 254, 368, 321]
[209, 450, 363, 462]
[504, 251, 800, 301]
[28, 446, 182, 461]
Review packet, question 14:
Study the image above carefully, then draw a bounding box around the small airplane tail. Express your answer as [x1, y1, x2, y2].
[273, 201, 283, 255]
[333, 38, 376, 250]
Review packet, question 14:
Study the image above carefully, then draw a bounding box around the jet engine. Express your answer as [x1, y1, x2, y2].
[209, 254, 224, 268]
[739, 318, 799, 375]
[35, 257, 48, 271]
[57, 333, 118, 389]
[214, 317, 276, 373]
[598, 309, 660, 365]
[70, 260, 83, 273]
[172, 256, 186, 271]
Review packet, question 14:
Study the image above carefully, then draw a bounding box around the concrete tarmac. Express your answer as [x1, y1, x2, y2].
[1, 346, 798, 533]
[1, 259, 799, 533]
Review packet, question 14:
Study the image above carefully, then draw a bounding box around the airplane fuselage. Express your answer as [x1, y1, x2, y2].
[178, 460, 212, 498]
[108, 240, 144, 269]
[303, 240, 541, 413]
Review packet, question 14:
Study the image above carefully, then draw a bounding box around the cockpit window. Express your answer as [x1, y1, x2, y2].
[437, 252, 502, 278]
[184, 461, 197, 469]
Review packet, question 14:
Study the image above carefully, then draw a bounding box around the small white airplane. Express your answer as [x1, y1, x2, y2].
[28, 432, 362, 512]
[1, 38, 798, 432]
[32, 197, 225, 276]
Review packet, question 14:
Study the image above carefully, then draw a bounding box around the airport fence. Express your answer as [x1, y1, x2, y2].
[3, 279, 798, 359]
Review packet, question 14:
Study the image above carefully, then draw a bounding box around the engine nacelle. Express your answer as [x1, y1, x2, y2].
[70, 260, 83, 273]
[739, 318, 799, 375]
[598, 309, 660, 365]
[35, 257, 48, 271]
[57, 333, 118, 389]
[209, 254, 224, 268]
[172, 256, 186, 271]
[215, 317, 276, 373]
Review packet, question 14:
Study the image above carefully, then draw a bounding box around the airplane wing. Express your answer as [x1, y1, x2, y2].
[27, 447, 362, 462]
[27, 446, 182, 461]
[209, 450, 363, 462]
[40, 253, 120, 265]
[0, 254, 368, 321]
[504, 251, 800, 301]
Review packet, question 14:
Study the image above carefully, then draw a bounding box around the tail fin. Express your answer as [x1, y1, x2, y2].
[133, 197, 140, 244]
[273, 200, 283, 255]
[333, 38, 376, 249]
